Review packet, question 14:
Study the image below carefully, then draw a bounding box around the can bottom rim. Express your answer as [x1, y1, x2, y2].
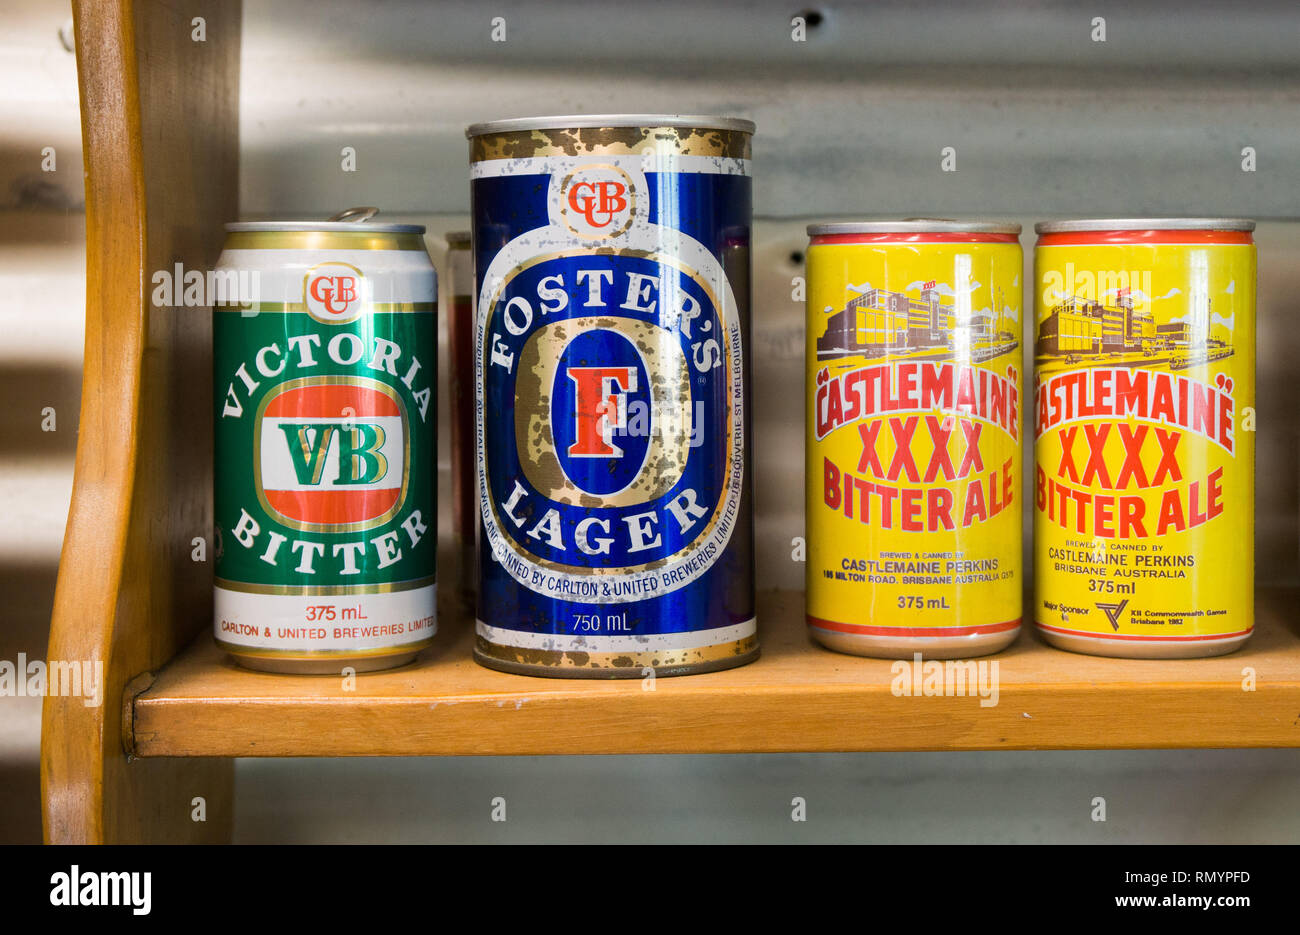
[473, 641, 759, 679]
[224, 648, 423, 674]
[808, 624, 1019, 660]
[1036, 625, 1252, 659]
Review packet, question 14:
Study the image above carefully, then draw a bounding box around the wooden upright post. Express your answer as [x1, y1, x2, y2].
[42, 0, 241, 843]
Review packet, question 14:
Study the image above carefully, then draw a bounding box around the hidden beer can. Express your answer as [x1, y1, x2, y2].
[445, 231, 477, 598]
[212, 215, 438, 673]
[1033, 219, 1256, 657]
[805, 221, 1024, 658]
[467, 115, 758, 677]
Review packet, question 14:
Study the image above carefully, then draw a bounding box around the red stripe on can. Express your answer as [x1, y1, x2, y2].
[1035, 622, 1253, 641]
[265, 383, 401, 418]
[807, 615, 1021, 637]
[1037, 230, 1254, 246]
[810, 232, 1020, 245]
[265, 488, 401, 525]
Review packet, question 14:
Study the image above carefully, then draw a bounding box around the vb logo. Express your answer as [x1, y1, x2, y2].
[279, 423, 389, 486]
[567, 366, 637, 458]
[257, 378, 408, 530]
[560, 166, 635, 238]
[305, 262, 365, 323]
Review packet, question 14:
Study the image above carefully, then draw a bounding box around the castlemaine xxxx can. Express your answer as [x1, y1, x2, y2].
[805, 221, 1024, 659]
[212, 213, 438, 673]
[467, 115, 757, 677]
[1033, 219, 1255, 658]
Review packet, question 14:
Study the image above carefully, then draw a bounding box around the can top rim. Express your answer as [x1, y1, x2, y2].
[224, 221, 427, 234]
[1035, 218, 1256, 233]
[807, 220, 1022, 236]
[466, 114, 756, 138]
[444, 230, 472, 245]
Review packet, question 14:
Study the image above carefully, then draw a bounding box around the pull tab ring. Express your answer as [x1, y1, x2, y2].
[327, 206, 380, 223]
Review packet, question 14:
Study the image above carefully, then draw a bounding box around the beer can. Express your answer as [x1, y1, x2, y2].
[445, 231, 476, 598]
[212, 214, 438, 673]
[1033, 218, 1256, 658]
[467, 114, 757, 678]
[805, 221, 1024, 659]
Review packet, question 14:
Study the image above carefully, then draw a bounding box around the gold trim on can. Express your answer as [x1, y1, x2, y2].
[222, 231, 430, 251]
[213, 301, 435, 314]
[216, 638, 433, 660]
[469, 121, 752, 162]
[222, 646, 428, 674]
[214, 575, 437, 596]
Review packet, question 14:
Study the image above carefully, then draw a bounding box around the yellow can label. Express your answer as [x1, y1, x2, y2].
[1033, 237, 1255, 645]
[805, 238, 1023, 639]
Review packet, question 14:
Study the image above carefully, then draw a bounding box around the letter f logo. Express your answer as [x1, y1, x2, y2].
[567, 366, 637, 458]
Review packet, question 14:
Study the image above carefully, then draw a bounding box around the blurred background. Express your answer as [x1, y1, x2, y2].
[3, 0, 1299, 843]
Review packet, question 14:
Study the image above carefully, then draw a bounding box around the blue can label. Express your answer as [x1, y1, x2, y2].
[473, 150, 755, 661]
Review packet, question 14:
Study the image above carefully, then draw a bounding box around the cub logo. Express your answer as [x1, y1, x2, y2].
[304, 262, 365, 324]
[559, 165, 635, 239]
[256, 377, 408, 531]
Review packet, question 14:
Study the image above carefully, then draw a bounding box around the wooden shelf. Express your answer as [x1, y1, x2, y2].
[129, 587, 1300, 757]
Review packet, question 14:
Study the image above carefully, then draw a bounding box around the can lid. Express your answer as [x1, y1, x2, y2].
[1035, 218, 1256, 234]
[225, 207, 424, 235]
[807, 219, 1022, 236]
[466, 114, 756, 137]
[444, 230, 472, 246]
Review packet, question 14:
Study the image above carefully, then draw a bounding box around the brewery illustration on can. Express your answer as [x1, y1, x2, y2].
[467, 114, 758, 678]
[212, 211, 438, 673]
[804, 221, 1024, 659]
[1033, 219, 1256, 658]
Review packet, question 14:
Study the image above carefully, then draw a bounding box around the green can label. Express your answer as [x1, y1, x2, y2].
[213, 250, 436, 656]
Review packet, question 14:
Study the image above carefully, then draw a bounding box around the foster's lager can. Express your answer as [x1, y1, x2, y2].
[467, 115, 758, 677]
